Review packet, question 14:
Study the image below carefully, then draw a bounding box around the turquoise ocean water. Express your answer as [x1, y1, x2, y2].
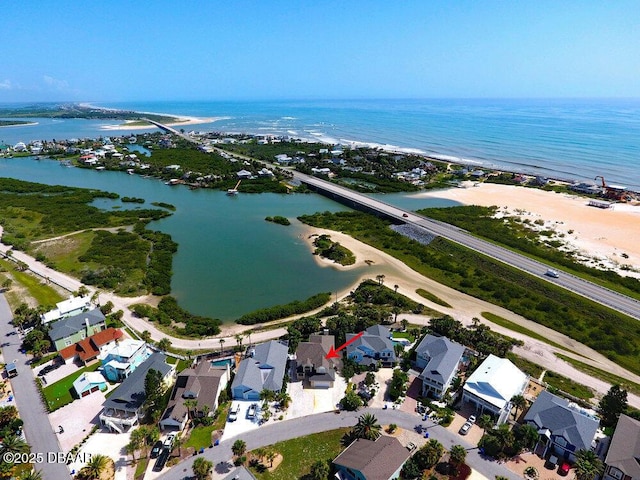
[2, 98, 639, 189]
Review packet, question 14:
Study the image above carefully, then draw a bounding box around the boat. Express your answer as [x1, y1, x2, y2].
[126, 169, 134, 175]
[227, 179, 241, 195]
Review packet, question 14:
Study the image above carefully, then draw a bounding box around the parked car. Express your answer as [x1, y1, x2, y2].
[545, 455, 559, 470]
[247, 403, 257, 419]
[468, 415, 476, 424]
[152, 448, 170, 472]
[406, 442, 417, 451]
[228, 403, 240, 422]
[150, 441, 163, 459]
[558, 462, 571, 476]
[459, 422, 472, 435]
[163, 434, 175, 449]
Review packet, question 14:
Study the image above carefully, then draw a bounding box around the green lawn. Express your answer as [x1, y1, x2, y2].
[184, 402, 230, 450]
[249, 428, 350, 480]
[481, 312, 576, 354]
[42, 362, 101, 411]
[0, 258, 64, 307]
[415, 288, 452, 308]
[555, 353, 640, 397]
[391, 332, 413, 340]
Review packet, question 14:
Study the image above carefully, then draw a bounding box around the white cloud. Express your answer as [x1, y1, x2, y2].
[43, 75, 69, 90]
[0, 80, 13, 90]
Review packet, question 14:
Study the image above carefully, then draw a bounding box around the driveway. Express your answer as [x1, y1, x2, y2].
[0, 294, 71, 480]
[65, 429, 133, 480]
[286, 376, 347, 419]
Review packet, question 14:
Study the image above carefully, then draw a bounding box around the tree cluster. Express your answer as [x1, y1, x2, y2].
[236, 292, 331, 325]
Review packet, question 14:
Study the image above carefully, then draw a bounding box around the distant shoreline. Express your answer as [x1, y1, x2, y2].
[0, 121, 39, 128]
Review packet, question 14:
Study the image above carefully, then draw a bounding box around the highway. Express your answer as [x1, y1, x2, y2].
[296, 172, 640, 321]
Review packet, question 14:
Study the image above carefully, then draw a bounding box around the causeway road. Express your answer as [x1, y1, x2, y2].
[296, 172, 640, 321]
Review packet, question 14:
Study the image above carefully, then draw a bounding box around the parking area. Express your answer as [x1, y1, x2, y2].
[220, 400, 262, 441]
[34, 358, 85, 385]
[446, 411, 484, 446]
[504, 451, 570, 480]
[66, 429, 133, 480]
[287, 376, 347, 419]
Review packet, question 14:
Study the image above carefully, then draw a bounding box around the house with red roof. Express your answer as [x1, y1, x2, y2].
[58, 327, 124, 365]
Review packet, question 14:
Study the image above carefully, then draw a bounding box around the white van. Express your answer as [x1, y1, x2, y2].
[546, 269, 560, 278]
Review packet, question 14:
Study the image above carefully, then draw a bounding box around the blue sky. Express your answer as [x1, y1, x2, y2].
[2, 1, 639, 102]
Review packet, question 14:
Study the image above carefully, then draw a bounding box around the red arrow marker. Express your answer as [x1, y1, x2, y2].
[325, 332, 364, 360]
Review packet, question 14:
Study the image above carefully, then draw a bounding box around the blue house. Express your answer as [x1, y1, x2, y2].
[100, 339, 151, 382]
[346, 325, 397, 367]
[231, 341, 288, 400]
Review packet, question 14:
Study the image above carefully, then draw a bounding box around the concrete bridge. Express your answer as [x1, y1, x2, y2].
[297, 172, 640, 321]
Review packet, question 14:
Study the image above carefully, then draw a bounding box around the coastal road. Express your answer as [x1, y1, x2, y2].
[155, 408, 521, 480]
[0, 294, 71, 480]
[296, 172, 640, 321]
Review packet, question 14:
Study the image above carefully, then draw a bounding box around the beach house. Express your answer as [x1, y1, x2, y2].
[100, 339, 151, 382]
[523, 390, 600, 462]
[41, 295, 92, 324]
[159, 361, 230, 432]
[58, 327, 123, 365]
[414, 334, 465, 399]
[231, 340, 288, 400]
[603, 414, 640, 480]
[100, 352, 175, 433]
[73, 371, 108, 398]
[346, 325, 397, 368]
[333, 436, 411, 480]
[462, 354, 528, 424]
[48, 309, 106, 351]
[294, 333, 339, 388]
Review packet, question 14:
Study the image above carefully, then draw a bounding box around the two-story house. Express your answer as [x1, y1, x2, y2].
[346, 325, 396, 368]
[231, 340, 288, 400]
[58, 327, 123, 365]
[48, 309, 106, 351]
[524, 390, 600, 462]
[415, 334, 465, 399]
[100, 352, 175, 433]
[603, 414, 640, 480]
[159, 361, 230, 432]
[462, 354, 528, 424]
[41, 295, 92, 324]
[333, 436, 411, 480]
[294, 333, 340, 388]
[100, 339, 151, 382]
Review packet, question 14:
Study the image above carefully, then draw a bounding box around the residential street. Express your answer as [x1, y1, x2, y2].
[0, 294, 71, 480]
[155, 408, 522, 480]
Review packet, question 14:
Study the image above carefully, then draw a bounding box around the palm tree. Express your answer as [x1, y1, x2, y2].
[125, 442, 138, 465]
[219, 338, 225, 355]
[82, 454, 110, 479]
[234, 333, 244, 349]
[477, 414, 494, 431]
[394, 284, 399, 293]
[157, 337, 172, 352]
[265, 448, 277, 467]
[510, 394, 527, 419]
[574, 449, 604, 480]
[0, 434, 29, 456]
[421, 439, 444, 469]
[140, 330, 152, 343]
[351, 413, 381, 441]
[376, 274, 385, 286]
[192, 457, 213, 480]
[184, 398, 198, 422]
[18, 469, 43, 480]
[449, 445, 467, 474]
[232, 439, 247, 458]
[277, 391, 291, 410]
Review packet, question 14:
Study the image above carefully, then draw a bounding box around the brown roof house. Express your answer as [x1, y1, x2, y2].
[333, 436, 411, 480]
[159, 361, 231, 432]
[604, 414, 640, 480]
[294, 333, 340, 389]
[58, 327, 124, 365]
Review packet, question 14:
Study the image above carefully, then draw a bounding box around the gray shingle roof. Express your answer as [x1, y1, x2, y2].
[49, 308, 105, 341]
[346, 324, 396, 363]
[102, 352, 173, 412]
[415, 334, 465, 384]
[231, 341, 288, 395]
[333, 436, 410, 480]
[524, 390, 599, 451]
[604, 414, 640, 478]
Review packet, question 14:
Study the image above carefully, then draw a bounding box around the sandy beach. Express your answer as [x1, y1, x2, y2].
[99, 114, 222, 131]
[412, 183, 640, 276]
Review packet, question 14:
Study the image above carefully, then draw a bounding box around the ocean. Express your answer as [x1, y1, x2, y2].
[1, 98, 639, 189]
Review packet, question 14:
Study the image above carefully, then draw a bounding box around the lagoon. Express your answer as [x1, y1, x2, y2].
[0, 157, 456, 321]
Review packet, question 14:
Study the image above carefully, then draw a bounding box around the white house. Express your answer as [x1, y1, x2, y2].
[462, 354, 528, 424]
[41, 296, 92, 324]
